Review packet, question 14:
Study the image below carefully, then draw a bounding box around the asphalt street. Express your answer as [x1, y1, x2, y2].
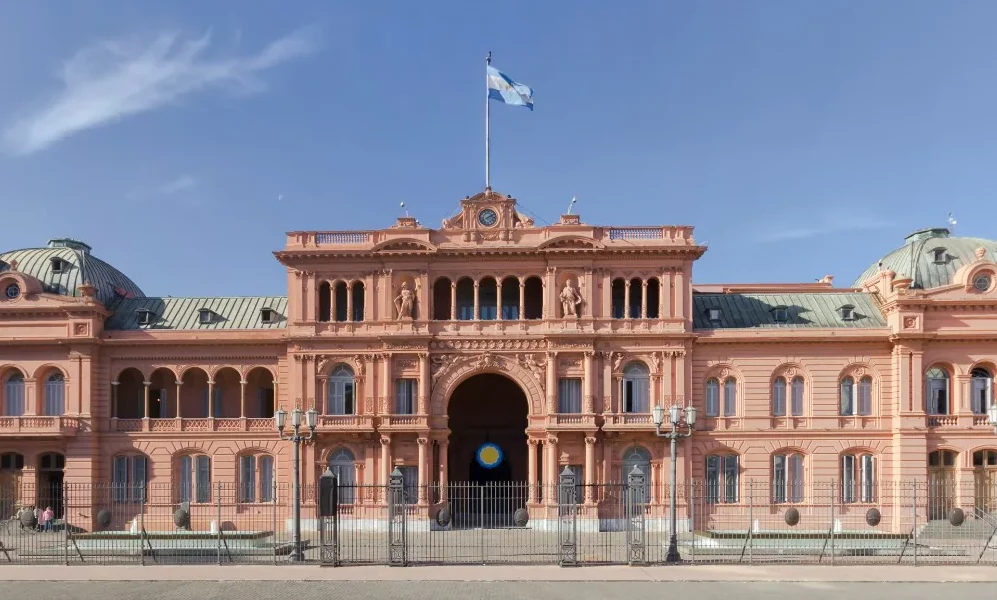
[4, 581, 996, 600]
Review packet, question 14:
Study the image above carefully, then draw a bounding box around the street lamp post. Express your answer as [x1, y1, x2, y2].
[276, 406, 318, 562]
[652, 403, 697, 564]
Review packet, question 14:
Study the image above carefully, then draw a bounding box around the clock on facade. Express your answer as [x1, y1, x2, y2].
[478, 208, 498, 227]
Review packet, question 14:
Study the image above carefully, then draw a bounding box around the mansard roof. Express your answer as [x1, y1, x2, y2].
[692, 292, 886, 330]
[106, 296, 287, 330]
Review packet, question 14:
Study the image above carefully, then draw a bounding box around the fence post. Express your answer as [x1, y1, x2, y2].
[139, 485, 145, 566]
[272, 481, 278, 566]
[748, 480, 753, 565]
[689, 478, 696, 563]
[63, 480, 69, 566]
[558, 466, 577, 567]
[388, 467, 407, 566]
[913, 480, 918, 566]
[830, 480, 835, 566]
[216, 481, 222, 566]
[625, 465, 646, 566]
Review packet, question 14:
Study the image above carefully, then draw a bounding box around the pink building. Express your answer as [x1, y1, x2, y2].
[2, 190, 997, 531]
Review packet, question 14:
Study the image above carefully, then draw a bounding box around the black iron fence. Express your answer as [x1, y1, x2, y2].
[1, 469, 996, 566]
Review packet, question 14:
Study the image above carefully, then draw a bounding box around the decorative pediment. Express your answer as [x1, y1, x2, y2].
[538, 236, 603, 251]
[371, 238, 438, 254]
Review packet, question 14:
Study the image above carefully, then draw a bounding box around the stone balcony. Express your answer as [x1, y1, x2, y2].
[0, 416, 82, 437]
[317, 414, 376, 432]
[926, 414, 994, 429]
[545, 413, 597, 431]
[377, 414, 429, 432]
[601, 412, 654, 432]
[110, 417, 275, 433]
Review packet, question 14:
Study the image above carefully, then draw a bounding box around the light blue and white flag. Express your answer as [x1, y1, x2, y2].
[487, 65, 534, 110]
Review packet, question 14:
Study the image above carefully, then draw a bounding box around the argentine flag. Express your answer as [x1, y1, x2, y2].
[487, 65, 534, 110]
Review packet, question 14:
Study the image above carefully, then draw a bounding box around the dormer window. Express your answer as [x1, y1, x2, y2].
[839, 305, 856, 321]
[0, 261, 8, 272]
[198, 309, 214, 324]
[50, 257, 64, 274]
[707, 308, 722, 324]
[772, 306, 789, 323]
[930, 247, 947, 264]
[260, 308, 274, 324]
[136, 309, 153, 326]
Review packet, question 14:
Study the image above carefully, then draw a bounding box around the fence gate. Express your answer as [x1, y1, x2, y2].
[318, 469, 339, 566]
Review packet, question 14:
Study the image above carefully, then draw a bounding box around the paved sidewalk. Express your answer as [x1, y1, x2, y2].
[2, 565, 997, 582]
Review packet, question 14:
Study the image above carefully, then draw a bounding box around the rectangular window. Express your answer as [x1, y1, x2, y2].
[773, 455, 787, 504]
[329, 378, 354, 415]
[789, 454, 804, 503]
[557, 378, 582, 414]
[842, 454, 874, 503]
[260, 456, 275, 503]
[706, 455, 738, 504]
[398, 466, 418, 504]
[43, 378, 65, 416]
[860, 455, 875, 503]
[394, 379, 416, 415]
[178, 455, 192, 503]
[927, 379, 948, 415]
[112, 456, 129, 503]
[240, 455, 256, 503]
[971, 377, 992, 415]
[196, 456, 211, 503]
[3, 379, 25, 416]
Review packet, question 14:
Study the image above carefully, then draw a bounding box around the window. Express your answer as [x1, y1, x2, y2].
[705, 378, 719, 417]
[931, 248, 947, 264]
[929, 450, 957, 468]
[772, 377, 787, 416]
[790, 376, 805, 416]
[557, 378, 582, 414]
[707, 308, 722, 324]
[722, 378, 737, 416]
[43, 372, 65, 416]
[973, 450, 997, 468]
[621, 447, 651, 502]
[260, 308, 274, 324]
[328, 365, 355, 415]
[858, 376, 873, 416]
[840, 377, 854, 416]
[622, 362, 650, 413]
[4, 283, 19, 299]
[610, 279, 626, 319]
[772, 306, 789, 323]
[112, 455, 147, 503]
[926, 367, 950, 415]
[198, 309, 213, 324]
[397, 466, 418, 504]
[773, 453, 804, 503]
[1, 452, 24, 471]
[839, 305, 856, 321]
[840, 376, 873, 416]
[327, 448, 356, 504]
[395, 379, 417, 415]
[3, 372, 25, 416]
[971, 368, 993, 415]
[706, 454, 739, 503]
[841, 453, 875, 503]
[39, 453, 64, 470]
[478, 278, 497, 320]
[974, 274, 993, 292]
[136, 309, 152, 326]
[50, 258, 64, 274]
[239, 455, 274, 503]
[178, 455, 211, 503]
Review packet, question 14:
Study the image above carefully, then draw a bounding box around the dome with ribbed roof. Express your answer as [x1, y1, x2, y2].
[0, 239, 144, 306]
[853, 228, 997, 289]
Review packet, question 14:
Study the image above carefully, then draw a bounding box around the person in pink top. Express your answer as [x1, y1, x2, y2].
[40, 506, 54, 532]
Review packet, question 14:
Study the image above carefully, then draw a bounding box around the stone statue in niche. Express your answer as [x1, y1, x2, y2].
[394, 282, 415, 320]
[559, 279, 582, 318]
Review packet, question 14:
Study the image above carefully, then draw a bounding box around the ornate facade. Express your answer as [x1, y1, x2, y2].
[2, 190, 997, 526]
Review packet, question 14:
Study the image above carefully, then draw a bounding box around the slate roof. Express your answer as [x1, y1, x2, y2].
[852, 227, 997, 289]
[0, 239, 144, 306]
[692, 292, 886, 330]
[106, 296, 288, 330]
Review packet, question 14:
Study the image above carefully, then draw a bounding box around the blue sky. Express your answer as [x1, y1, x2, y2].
[3, 1, 997, 297]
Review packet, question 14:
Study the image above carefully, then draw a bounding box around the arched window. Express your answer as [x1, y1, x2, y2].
[327, 365, 355, 415]
[318, 282, 331, 322]
[841, 375, 873, 416]
[706, 454, 739, 504]
[112, 454, 147, 503]
[334, 282, 349, 322]
[178, 454, 211, 503]
[841, 452, 875, 503]
[773, 452, 804, 503]
[501, 276, 520, 320]
[858, 376, 873, 415]
[722, 378, 737, 416]
[971, 368, 993, 415]
[790, 376, 805, 416]
[456, 278, 474, 320]
[610, 279, 626, 319]
[328, 447, 357, 504]
[239, 453, 275, 503]
[622, 362, 650, 413]
[705, 378, 720, 417]
[3, 372, 25, 416]
[478, 277, 498, 320]
[628, 278, 642, 318]
[925, 367, 950, 415]
[771, 377, 787, 416]
[622, 446, 651, 501]
[44, 372, 65, 416]
[839, 377, 855, 416]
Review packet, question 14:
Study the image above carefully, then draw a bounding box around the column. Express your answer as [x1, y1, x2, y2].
[450, 281, 457, 320]
[439, 438, 449, 502]
[346, 282, 354, 322]
[175, 381, 183, 420]
[661, 269, 671, 319]
[329, 281, 337, 323]
[110, 381, 119, 419]
[239, 379, 247, 418]
[546, 436, 559, 503]
[142, 381, 151, 419]
[675, 351, 686, 404]
[418, 353, 429, 414]
[674, 268, 685, 323]
[583, 351, 595, 414]
[473, 280, 480, 320]
[546, 352, 557, 414]
[207, 381, 215, 418]
[519, 279, 526, 320]
[496, 279, 503, 319]
[601, 353, 612, 415]
[661, 351, 673, 401]
[528, 439, 539, 503]
[381, 354, 393, 414]
[380, 436, 392, 487]
[417, 437, 429, 503]
[623, 282, 631, 319]
[584, 436, 596, 503]
[319, 377, 328, 414]
[273, 381, 280, 411]
[641, 279, 648, 319]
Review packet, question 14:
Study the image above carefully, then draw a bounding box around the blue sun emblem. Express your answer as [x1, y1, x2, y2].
[476, 443, 504, 469]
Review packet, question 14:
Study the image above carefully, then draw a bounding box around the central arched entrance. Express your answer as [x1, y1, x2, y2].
[447, 373, 529, 527]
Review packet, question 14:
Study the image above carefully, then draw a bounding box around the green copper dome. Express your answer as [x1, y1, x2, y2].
[0, 239, 145, 306]
[853, 228, 997, 289]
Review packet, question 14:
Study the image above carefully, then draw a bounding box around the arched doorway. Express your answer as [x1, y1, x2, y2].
[447, 373, 529, 527]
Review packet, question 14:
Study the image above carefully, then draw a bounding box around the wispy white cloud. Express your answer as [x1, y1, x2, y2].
[157, 174, 196, 195]
[2, 27, 319, 155]
[757, 216, 894, 243]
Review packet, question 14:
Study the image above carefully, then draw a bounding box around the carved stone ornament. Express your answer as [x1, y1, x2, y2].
[784, 367, 798, 378]
[430, 339, 544, 351]
[431, 354, 452, 384]
[518, 353, 545, 383]
[903, 316, 918, 329]
[395, 357, 417, 371]
[559, 357, 582, 370]
[719, 368, 732, 379]
[612, 353, 624, 372]
[472, 352, 496, 370]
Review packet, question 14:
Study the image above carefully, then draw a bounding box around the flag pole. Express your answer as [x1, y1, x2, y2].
[485, 51, 491, 191]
